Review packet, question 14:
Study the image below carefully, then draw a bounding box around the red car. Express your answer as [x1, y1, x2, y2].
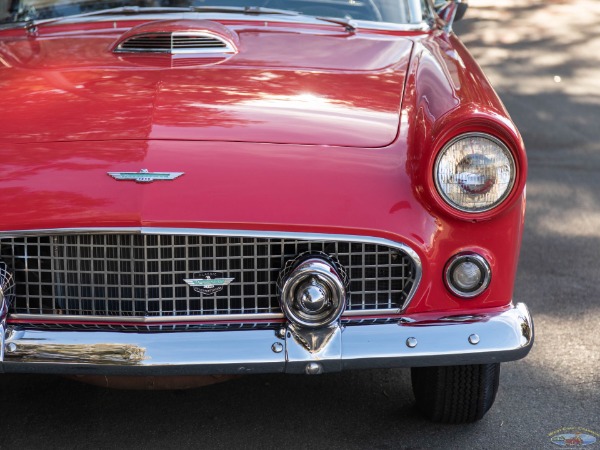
[0, 0, 532, 423]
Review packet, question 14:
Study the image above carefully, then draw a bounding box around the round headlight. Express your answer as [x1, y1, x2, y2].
[435, 133, 516, 212]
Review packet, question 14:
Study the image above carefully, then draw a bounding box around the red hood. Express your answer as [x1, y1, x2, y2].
[0, 139, 426, 234]
[0, 20, 412, 147]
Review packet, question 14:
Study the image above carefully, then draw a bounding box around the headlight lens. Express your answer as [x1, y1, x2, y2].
[435, 133, 516, 212]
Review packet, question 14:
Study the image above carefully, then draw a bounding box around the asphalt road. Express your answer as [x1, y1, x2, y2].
[1, 1, 599, 448]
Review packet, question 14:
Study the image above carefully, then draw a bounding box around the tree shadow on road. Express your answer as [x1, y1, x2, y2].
[455, 0, 600, 154]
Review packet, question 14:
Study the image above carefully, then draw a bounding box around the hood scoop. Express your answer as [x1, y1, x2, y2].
[115, 31, 236, 54]
[113, 20, 238, 56]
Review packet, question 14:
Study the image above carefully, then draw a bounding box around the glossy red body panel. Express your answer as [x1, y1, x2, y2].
[0, 19, 527, 316]
[0, 20, 412, 147]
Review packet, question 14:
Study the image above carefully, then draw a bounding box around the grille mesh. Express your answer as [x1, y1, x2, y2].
[0, 234, 417, 319]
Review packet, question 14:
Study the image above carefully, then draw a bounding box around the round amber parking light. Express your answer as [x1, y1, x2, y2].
[435, 133, 516, 213]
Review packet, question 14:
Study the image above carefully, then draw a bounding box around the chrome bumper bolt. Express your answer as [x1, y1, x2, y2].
[305, 362, 323, 375]
[468, 334, 480, 345]
[271, 342, 284, 353]
[406, 337, 418, 348]
[276, 328, 286, 340]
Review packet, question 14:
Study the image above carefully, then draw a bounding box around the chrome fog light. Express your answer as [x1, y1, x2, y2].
[295, 277, 330, 314]
[445, 253, 491, 298]
[278, 253, 348, 328]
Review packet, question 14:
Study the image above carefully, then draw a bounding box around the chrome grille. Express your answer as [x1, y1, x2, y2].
[0, 233, 418, 320]
[115, 32, 235, 54]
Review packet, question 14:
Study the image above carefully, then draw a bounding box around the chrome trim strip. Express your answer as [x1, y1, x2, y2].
[1, 304, 533, 375]
[10, 313, 284, 323]
[343, 308, 400, 316]
[0, 227, 423, 313]
[9, 309, 401, 323]
[0, 228, 136, 238]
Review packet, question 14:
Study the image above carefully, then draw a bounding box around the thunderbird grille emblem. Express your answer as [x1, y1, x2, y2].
[184, 272, 235, 295]
[108, 169, 184, 183]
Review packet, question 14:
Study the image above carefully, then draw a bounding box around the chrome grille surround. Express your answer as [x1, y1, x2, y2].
[114, 31, 237, 54]
[1, 229, 421, 323]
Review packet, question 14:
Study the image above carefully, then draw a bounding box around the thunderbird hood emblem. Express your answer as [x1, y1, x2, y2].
[108, 169, 184, 183]
[184, 272, 235, 295]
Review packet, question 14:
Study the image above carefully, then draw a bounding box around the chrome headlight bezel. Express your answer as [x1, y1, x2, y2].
[434, 132, 517, 213]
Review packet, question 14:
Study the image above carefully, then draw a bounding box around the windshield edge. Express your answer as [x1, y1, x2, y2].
[0, 11, 432, 32]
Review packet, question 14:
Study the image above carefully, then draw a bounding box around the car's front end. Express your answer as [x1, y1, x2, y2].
[0, 0, 532, 423]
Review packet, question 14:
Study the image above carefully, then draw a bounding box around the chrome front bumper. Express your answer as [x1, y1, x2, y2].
[0, 303, 533, 375]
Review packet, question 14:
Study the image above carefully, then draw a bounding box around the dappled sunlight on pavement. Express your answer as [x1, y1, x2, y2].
[462, 0, 600, 92]
[458, 0, 600, 411]
[456, 0, 600, 154]
[527, 180, 600, 238]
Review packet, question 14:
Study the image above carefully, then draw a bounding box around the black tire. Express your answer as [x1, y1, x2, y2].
[411, 363, 500, 424]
